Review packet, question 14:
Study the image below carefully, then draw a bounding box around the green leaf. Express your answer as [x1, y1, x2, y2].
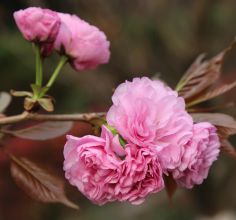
[105, 125, 127, 147]
[106, 124, 118, 135]
[0, 92, 11, 113]
[31, 84, 50, 99]
[119, 136, 126, 147]
[31, 84, 42, 97]
[10, 155, 78, 209]
[4, 121, 73, 140]
[38, 86, 49, 97]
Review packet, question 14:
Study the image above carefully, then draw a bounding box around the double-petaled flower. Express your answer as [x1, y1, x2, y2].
[64, 77, 220, 205]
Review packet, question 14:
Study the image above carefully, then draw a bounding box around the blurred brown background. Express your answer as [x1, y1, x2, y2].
[1, 0, 236, 220]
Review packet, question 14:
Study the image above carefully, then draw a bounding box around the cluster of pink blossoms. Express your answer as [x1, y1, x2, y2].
[64, 77, 220, 205]
[14, 7, 110, 70]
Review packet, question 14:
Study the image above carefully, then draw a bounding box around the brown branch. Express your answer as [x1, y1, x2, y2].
[0, 111, 106, 125]
[0, 111, 30, 125]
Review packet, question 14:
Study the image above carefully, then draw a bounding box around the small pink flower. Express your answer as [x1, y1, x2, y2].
[117, 145, 164, 204]
[172, 122, 220, 188]
[107, 77, 193, 170]
[14, 7, 60, 43]
[54, 13, 110, 71]
[64, 126, 125, 205]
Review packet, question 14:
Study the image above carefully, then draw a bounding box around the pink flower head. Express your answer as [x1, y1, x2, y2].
[107, 77, 193, 170]
[14, 7, 60, 43]
[172, 122, 220, 188]
[117, 145, 164, 204]
[64, 125, 125, 205]
[64, 125, 164, 205]
[54, 13, 110, 71]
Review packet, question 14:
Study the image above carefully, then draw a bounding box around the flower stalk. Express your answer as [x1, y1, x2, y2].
[46, 56, 68, 89]
[34, 43, 43, 87]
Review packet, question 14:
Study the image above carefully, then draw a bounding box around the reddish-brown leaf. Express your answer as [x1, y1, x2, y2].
[188, 102, 235, 113]
[10, 155, 78, 209]
[221, 140, 236, 160]
[164, 174, 177, 200]
[191, 113, 236, 127]
[4, 121, 73, 140]
[191, 113, 236, 138]
[176, 40, 235, 100]
[187, 81, 236, 107]
[217, 127, 236, 139]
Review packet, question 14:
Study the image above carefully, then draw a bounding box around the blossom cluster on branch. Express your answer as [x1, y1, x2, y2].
[64, 77, 220, 205]
[0, 6, 236, 209]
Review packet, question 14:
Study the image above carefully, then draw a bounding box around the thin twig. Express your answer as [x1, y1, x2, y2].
[0, 111, 106, 125]
[0, 111, 30, 125]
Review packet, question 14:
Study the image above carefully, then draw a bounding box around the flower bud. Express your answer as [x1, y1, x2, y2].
[54, 13, 110, 71]
[14, 7, 60, 44]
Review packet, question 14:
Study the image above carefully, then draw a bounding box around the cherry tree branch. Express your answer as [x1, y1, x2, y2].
[0, 111, 106, 125]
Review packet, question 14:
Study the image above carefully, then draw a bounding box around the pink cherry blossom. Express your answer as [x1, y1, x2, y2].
[64, 126, 124, 205]
[117, 145, 164, 204]
[106, 77, 193, 170]
[64, 125, 164, 205]
[172, 122, 220, 188]
[54, 13, 110, 71]
[14, 7, 60, 43]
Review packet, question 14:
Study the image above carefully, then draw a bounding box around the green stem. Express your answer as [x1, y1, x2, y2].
[46, 55, 68, 89]
[34, 44, 43, 86]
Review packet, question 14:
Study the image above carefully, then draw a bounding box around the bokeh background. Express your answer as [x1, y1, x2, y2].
[1, 0, 236, 220]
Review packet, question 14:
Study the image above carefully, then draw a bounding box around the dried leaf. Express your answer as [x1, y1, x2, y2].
[90, 117, 106, 126]
[24, 97, 36, 111]
[176, 40, 235, 100]
[10, 155, 78, 209]
[10, 90, 33, 97]
[0, 92, 12, 113]
[4, 121, 73, 140]
[191, 113, 236, 138]
[90, 117, 106, 136]
[164, 174, 177, 200]
[187, 81, 236, 107]
[221, 140, 236, 160]
[38, 98, 54, 112]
